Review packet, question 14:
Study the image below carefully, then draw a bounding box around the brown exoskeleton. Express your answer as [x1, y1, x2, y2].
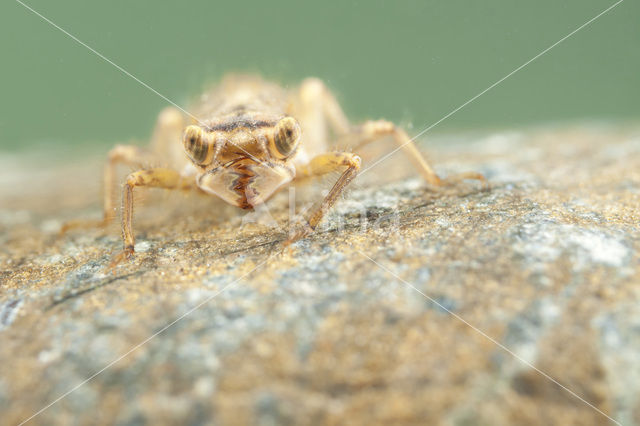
[74, 75, 485, 260]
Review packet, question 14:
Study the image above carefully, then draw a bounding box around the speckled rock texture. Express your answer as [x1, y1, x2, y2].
[1, 125, 639, 425]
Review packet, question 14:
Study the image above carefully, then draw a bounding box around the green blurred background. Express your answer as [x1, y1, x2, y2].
[0, 0, 638, 152]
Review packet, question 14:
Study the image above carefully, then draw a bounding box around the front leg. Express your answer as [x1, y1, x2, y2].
[118, 168, 192, 260]
[286, 152, 361, 245]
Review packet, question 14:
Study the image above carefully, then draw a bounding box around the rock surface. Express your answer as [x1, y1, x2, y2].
[1, 125, 639, 425]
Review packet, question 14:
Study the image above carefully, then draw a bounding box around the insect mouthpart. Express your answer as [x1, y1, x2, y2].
[196, 158, 294, 209]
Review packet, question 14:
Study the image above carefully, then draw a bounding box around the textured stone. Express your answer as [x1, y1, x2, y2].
[1, 125, 639, 425]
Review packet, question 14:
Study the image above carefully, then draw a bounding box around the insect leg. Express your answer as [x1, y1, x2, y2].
[102, 145, 154, 224]
[149, 107, 186, 161]
[59, 144, 153, 233]
[292, 81, 483, 189]
[291, 78, 351, 155]
[119, 168, 192, 259]
[297, 78, 351, 134]
[354, 120, 486, 188]
[286, 152, 361, 244]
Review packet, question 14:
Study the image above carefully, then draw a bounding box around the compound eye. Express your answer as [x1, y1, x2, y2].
[272, 117, 301, 159]
[183, 125, 213, 166]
